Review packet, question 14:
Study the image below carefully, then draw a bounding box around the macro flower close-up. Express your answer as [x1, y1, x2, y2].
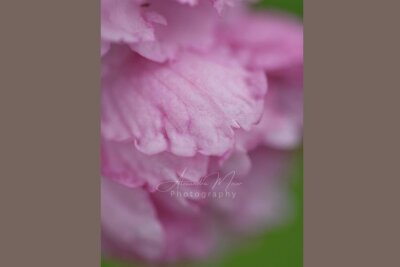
[101, 0, 303, 266]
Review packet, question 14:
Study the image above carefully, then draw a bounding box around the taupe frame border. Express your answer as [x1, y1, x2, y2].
[1, 0, 399, 266]
[1, 1, 100, 266]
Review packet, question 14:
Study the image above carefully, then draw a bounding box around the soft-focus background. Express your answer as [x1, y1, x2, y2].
[102, 1, 303, 266]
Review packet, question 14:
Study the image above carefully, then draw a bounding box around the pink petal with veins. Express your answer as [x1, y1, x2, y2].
[101, 46, 266, 156]
[102, 139, 209, 190]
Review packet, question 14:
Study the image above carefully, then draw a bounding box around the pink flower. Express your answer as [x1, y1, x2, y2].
[218, 10, 304, 149]
[101, 0, 303, 263]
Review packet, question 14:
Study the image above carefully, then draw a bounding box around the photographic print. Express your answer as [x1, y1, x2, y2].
[101, 1, 303, 266]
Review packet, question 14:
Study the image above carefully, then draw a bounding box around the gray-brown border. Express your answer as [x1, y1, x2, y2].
[1, 0, 399, 266]
[304, 0, 399, 266]
[0, 1, 100, 266]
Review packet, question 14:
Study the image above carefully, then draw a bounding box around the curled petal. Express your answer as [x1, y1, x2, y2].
[101, 177, 165, 261]
[219, 10, 303, 72]
[212, 147, 289, 233]
[132, 0, 219, 62]
[101, 0, 157, 45]
[102, 139, 209, 190]
[151, 193, 216, 262]
[219, 10, 303, 149]
[237, 68, 303, 150]
[101, 46, 267, 156]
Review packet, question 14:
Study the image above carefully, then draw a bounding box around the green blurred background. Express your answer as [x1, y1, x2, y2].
[102, 1, 303, 266]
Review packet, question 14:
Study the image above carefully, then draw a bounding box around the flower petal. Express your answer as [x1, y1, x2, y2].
[237, 67, 303, 150]
[212, 147, 289, 233]
[151, 193, 216, 262]
[102, 139, 209, 190]
[101, 177, 165, 261]
[101, 46, 267, 156]
[219, 10, 303, 149]
[131, 0, 219, 62]
[175, 0, 244, 12]
[101, 0, 159, 48]
[219, 10, 303, 72]
[175, 0, 199, 6]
